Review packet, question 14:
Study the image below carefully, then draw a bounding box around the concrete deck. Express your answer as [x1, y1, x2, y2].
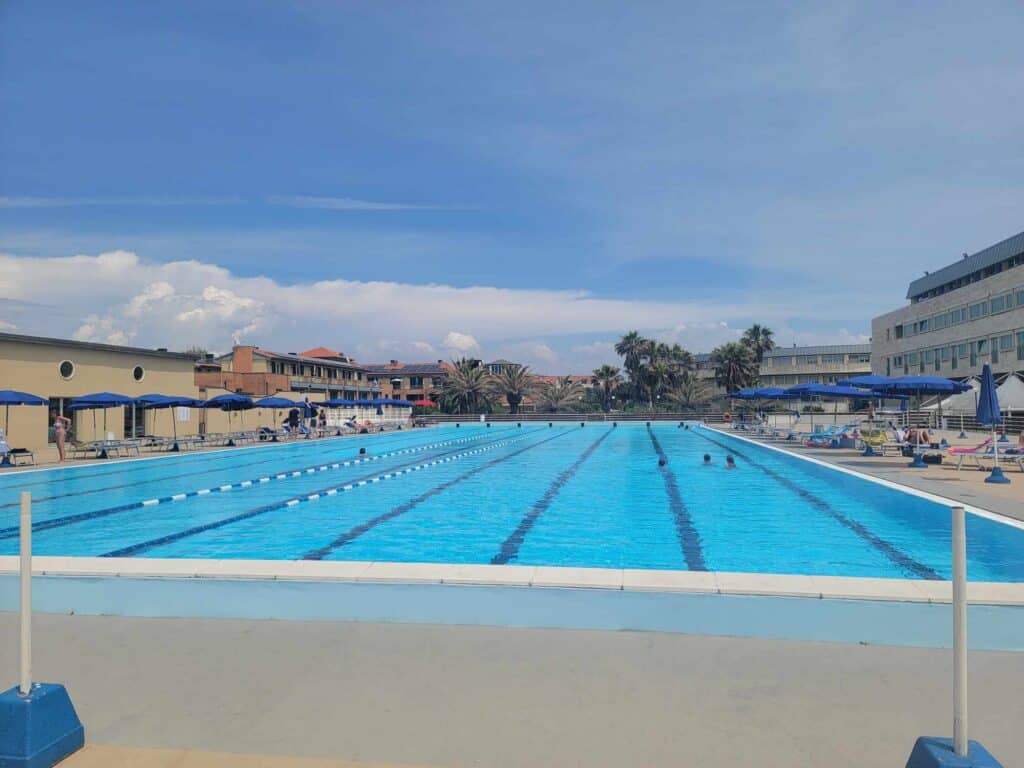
[1, 613, 1020, 768]
[62, 745, 430, 768]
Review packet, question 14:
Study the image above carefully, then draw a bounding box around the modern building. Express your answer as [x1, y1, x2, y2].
[199, 345, 381, 400]
[872, 230, 1024, 379]
[0, 331, 204, 450]
[759, 344, 872, 388]
[363, 360, 452, 402]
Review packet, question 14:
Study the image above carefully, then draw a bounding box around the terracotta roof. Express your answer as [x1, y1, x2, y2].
[532, 374, 593, 386]
[364, 361, 453, 375]
[299, 346, 347, 360]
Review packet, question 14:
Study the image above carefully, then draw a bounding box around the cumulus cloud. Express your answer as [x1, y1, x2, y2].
[0, 319, 17, 330]
[0, 248, 869, 371]
[441, 331, 481, 354]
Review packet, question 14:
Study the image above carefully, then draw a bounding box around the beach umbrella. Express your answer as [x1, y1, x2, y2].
[253, 396, 301, 435]
[203, 393, 254, 431]
[976, 364, 1008, 484]
[67, 392, 137, 437]
[873, 377, 972, 467]
[138, 394, 204, 441]
[412, 399, 438, 408]
[0, 390, 48, 464]
[837, 375, 894, 389]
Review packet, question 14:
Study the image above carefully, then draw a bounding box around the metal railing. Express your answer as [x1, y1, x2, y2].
[422, 412, 726, 423]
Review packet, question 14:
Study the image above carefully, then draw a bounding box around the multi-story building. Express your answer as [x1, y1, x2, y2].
[759, 344, 872, 388]
[872, 231, 1024, 379]
[363, 360, 451, 402]
[199, 345, 381, 399]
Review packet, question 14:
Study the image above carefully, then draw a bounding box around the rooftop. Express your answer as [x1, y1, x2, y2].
[906, 229, 1024, 300]
[298, 347, 350, 361]
[363, 361, 451, 375]
[0, 331, 199, 360]
[763, 343, 871, 358]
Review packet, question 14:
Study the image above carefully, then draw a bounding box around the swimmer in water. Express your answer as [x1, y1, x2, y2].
[702, 453, 712, 465]
[726, 455, 736, 469]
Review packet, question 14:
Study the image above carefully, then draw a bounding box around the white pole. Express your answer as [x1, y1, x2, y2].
[19, 491, 32, 696]
[952, 504, 968, 757]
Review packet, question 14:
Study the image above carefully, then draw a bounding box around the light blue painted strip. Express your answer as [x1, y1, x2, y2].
[2, 575, 1021, 651]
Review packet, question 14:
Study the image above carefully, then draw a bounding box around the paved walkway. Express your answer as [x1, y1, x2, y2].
[2, 613, 1020, 768]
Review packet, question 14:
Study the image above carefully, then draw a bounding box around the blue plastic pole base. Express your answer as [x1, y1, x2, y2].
[909, 453, 928, 468]
[862, 445, 877, 457]
[998, 434, 1009, 443]
[985, 466, 1011, 484]
[0, 684, 84, 768]
[0, 455, 12, 467]
[940, 438, 950, 448]
[958, 431, 968, 439]
[905, 736, 1003, 767]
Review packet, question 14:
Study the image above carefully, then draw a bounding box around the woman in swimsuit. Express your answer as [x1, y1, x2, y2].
[52, 409, 71, 462]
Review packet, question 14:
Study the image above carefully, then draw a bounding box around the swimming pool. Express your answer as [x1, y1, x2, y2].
[0, 424, 1022, 581]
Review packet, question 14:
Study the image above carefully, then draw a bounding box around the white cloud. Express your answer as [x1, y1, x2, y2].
[0, 319, 16, 330]
[267, 196, 457, 211]
[440, 331, 481, 354]
[0, 248, 871, 371]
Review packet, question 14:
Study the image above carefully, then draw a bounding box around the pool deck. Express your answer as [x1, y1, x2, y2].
[2, 612, 1022, 767]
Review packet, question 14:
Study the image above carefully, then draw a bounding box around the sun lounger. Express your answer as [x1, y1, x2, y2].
[949, 439, 995, 470]
[0, 447, 35, 466]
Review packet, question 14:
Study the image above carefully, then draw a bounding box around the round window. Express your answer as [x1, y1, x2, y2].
[132, 365, 145, 382]
[59, 360, 75, 379]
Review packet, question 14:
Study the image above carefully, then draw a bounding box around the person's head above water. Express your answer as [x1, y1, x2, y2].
[702, 453, 711, 464]
[726, 455, 736, 468]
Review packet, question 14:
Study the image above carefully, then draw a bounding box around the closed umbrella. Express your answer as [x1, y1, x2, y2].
[976, 363, 1008, 484]
[0, 390, 48, 466]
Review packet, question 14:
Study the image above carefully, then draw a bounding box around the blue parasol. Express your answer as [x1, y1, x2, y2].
[976, 363, 1008, 484]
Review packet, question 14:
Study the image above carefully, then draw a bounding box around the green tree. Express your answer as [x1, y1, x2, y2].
[591, 364, 622, 412]
[741, 324, 776, 363]
[489, 363, 535, 415]
[710, 342, 758, 393]
[439, 358, 494, 414]
[534, 377, 586, 412]
[668, 370, 711, 410]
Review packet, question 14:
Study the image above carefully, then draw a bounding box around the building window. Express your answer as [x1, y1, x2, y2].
[957, 343, 968, 359]
[1018, 332, 1024, 360]
[1000, 334, 1014, 351]
[409, 376, 423, 388]
[908, 352, 919, 365]
[132, 365, 145, 382]
[58, 360, 75, 379]
[895, 325, 904, 339]
[991, 338, 999, 364]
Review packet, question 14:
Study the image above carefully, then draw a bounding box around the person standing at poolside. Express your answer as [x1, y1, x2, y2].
[52, 409, 71, 462]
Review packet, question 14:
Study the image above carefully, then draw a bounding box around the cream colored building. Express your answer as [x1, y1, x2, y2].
[0, 331, 208, 451]
[872, 231, 1024, 379]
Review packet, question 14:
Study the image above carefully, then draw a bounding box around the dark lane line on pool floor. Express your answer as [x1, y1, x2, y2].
[0, 429, 498, 514]
[693, 430, 941, 580]
[302, 428, 575, 561]
[647, 425, 706, 571]
[1, 430, 515, 543]
[491, 428, 614, 565]
[103, 429, 545, 558]
[0, 428, 475, 494]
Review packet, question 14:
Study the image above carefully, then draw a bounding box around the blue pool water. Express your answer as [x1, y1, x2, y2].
[0, 424, 1022, 581]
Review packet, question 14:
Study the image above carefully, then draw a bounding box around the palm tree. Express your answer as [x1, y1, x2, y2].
[614, 331, 645, 373]
[591, 365, 621, 412]
[668, 370, 711, 410]
[741, 324, 775, 363]
[534, 377, 586, 412]
[710, 342, 758, 393]
[439, 359, 494, 414]
[490, 363, 535, 415]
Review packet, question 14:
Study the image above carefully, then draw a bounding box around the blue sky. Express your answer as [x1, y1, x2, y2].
[1, 1, 1022, 371]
